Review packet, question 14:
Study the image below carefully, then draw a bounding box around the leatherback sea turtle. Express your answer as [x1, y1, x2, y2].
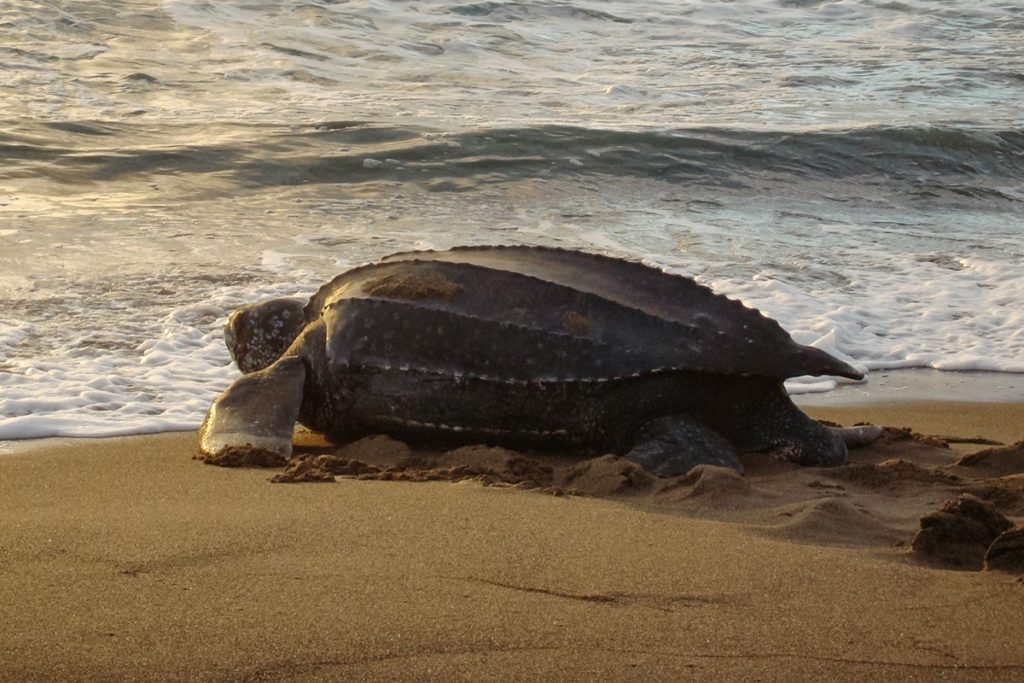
[199, 246, 874, 476]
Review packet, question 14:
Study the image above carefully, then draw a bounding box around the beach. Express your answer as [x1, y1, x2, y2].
[3, 397, 1023, 682]
[2, 1, 1023, 680]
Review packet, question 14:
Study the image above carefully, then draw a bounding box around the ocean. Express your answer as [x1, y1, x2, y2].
[1, 0, 1022, 439]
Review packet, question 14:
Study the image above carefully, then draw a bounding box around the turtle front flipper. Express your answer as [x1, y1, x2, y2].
[624, 415, 743, 477]
[198, 356, 306, 467]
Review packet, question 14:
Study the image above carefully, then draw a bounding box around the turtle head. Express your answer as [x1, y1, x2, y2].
[224, 298, 307, 373]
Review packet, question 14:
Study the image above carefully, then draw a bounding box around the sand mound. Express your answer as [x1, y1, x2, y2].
[826, 458, 960, 489]
[682, 465, 752, 497]
[764, 498, 904, 547]
[653, 465, 754, 507]
[557, 455, 653, 497]
[956, 441, 1024, 477]
[333, 435, 412, 468]
[964, 475, 1024, 516]
[984, 527, 1024, 574]
[911, 494, 1014, 570]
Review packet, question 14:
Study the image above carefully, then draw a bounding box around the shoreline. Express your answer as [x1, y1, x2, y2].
[802, 400, 1024, 452]
[793, 368, 1024, 407]
[2, 400, 1023, 680]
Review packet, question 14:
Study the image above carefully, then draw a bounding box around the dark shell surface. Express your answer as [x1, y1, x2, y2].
[304, 246, 861, 383]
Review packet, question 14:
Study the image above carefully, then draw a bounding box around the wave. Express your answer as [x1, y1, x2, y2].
[2, 120, 1022, 202]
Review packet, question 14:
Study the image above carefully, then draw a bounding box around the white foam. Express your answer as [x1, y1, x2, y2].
[0, 314, 232, 439]
[0, 321, 31, 350]
[0, 277, 319, 442]
[700, 252, 1024, 394]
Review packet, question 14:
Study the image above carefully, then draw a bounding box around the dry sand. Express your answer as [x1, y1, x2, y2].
[2, 401, 1024, 682]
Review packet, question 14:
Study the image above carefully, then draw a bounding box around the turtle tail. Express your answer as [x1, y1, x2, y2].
[796, 345, 863, 381]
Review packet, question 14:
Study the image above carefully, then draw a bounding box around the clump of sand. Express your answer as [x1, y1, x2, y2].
[271, 457, 338, 483]
[765, 497, 905, 547]
[911, 494, 1013, 570]
[273, 439, 558, 488]
[195, 444, 287, 468]
[985, 527, 1024, 572]
[956, 440, 1024, 477]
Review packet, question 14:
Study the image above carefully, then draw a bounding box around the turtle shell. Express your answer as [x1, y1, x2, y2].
[304, 245, 861, 382]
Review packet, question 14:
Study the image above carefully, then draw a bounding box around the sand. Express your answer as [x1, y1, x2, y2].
[2, 401, 1024, 681]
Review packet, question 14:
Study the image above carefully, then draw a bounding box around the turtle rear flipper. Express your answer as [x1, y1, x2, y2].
[624, 415, 743, 477]
[830, 424, 883, 449]
[199, 356, 306, 467]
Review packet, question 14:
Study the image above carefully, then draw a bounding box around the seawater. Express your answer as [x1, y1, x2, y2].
[1, 0, 1022, 439]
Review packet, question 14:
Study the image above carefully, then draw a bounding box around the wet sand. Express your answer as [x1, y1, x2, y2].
[2, 401, 1024, 681]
